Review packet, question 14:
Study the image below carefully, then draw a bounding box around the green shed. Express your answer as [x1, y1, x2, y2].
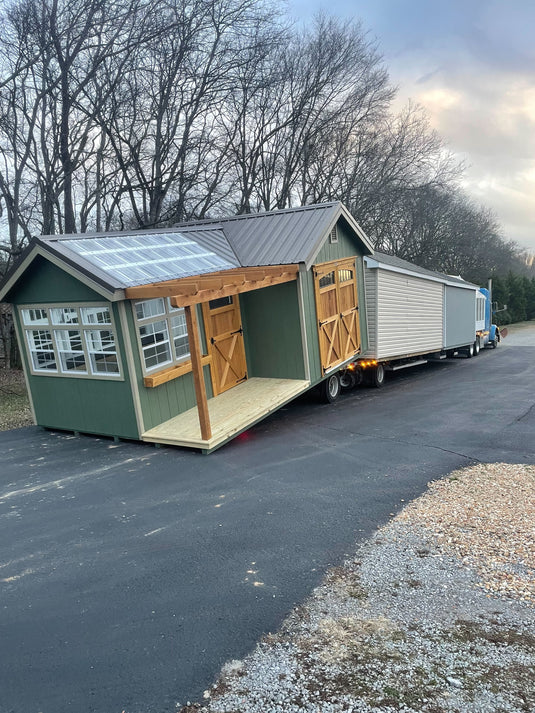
[0, 202, 373, 452]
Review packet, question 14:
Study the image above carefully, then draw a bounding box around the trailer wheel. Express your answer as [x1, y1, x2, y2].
[370, 363, 386, 388]
[321, 373, 341, 403]
[465, 343, 474, 358]
[474, 338, 480, 356]
[340, 370, 357, 390]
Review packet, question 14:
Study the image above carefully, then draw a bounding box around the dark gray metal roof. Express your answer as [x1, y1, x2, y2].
[367, 252, 478, 288]
[174, 202, 373, 268]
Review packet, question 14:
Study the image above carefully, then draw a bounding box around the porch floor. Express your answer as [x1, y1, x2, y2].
[141, 377, 311, 452]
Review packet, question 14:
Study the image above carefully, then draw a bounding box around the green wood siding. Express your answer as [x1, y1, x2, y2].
[6, 256, 105, 303]
[241, 281, 305, 379]
[12, 301, 140, 439]
[124, 302, 213, 432]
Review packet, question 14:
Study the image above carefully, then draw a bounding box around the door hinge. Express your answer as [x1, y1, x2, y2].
[231, 326, 243, 336]
[210, 337, 215, 345]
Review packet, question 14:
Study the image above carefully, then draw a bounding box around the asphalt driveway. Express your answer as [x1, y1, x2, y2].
[2, 326, 535, 713]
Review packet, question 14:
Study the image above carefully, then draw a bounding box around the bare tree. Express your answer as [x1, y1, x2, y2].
[96, 0, 283, 227]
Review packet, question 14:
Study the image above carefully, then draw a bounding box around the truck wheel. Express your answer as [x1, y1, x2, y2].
[465, 343, 474, 358]
[321, 373, 341, 403]
[339, 369, 357, 390]
[371, 363, 386, 388]
[474, 339, 480, 356]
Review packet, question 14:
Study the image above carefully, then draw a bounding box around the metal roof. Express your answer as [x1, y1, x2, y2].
[37, 229, 238, 290]
[173, 202, 374, 268]
[0, 202, 374, 300]
[366, 252, 478, 289]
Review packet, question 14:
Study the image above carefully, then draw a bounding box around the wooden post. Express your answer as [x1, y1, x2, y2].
[184, 304, 212, 441]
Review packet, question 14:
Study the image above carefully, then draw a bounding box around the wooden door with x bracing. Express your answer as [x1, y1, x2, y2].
[313, 258, 361, 373]
[202, 295, 247, 395]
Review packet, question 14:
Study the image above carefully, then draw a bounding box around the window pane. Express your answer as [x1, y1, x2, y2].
[27, 329, 57, 371]
[170, 311, 190, 360]
[80, 306, 111, 325]
[50, 307, 79, 325]
[55, 329, 87, 373]
[139, 320, 171, 369]
[338, 269, 353, 283]
[22, 308, 49, 325]
[85, 330, 120, 374]
[319, 271, 335, 288]
[209, 296, 232, 310]
[135, 298, 165, 321]
[144, 342, 172, 369]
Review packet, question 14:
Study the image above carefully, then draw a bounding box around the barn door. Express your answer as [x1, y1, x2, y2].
[313, 258, 360, 372]
[202, 295, 247, 395]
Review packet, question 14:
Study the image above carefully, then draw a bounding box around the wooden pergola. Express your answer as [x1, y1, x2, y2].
[125, 263, 299, 442]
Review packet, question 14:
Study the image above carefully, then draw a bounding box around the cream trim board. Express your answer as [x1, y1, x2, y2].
[18, 302, 124, 381]
[297, 264, 311, 381]
[118, 301, 144, 435]
[12, 311, 37, 423]
[306, 205, 374, 270]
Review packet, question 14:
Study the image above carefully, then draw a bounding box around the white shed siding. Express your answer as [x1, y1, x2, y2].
[374, 270, 443, 359]
[364, 265, 378, 354]
[444, 285, 477, 349]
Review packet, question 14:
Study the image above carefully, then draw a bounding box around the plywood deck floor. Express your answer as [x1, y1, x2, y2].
[142, 377, 310, 452]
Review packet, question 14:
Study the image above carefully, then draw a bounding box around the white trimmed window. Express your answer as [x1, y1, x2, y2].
[21, 305, 121, 377]
[134, 297, 190, 372]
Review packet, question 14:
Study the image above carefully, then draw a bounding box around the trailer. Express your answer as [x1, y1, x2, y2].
[341, 252, 483, 387]
[0, 202, 503, 452]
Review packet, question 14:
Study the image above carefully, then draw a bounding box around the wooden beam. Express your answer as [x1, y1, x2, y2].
[184, 305, 212, 441]
[143, 354, 212, 388]
[169, 271, 298, 308]
[124, 264, 299, 300]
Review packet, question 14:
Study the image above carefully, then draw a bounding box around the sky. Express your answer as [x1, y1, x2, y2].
[287, 0, 535, 253]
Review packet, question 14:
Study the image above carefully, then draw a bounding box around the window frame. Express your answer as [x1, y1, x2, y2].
[132, 297, 193, 375]
[19, 303, 123, 380]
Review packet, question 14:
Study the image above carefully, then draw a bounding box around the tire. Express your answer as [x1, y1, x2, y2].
[370, 363, 386, 388]
[465, 343, 474, 358]
[339, 369, 357, 390]
[321, 373, 341, 403]
[474, 339, 480, 356]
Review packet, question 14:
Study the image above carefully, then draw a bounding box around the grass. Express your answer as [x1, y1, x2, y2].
[0, 368, 32, 431]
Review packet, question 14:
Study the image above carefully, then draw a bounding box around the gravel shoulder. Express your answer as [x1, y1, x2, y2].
[0, 369, 32, 430]
[185, 464, 535, 713]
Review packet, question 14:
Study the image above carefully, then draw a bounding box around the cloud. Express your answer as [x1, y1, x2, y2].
[289, 0, 535, 249]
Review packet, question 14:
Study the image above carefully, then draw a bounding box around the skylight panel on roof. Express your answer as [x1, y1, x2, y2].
[58, 231, 236, 287]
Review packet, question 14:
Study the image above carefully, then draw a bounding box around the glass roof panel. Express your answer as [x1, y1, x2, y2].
[59, 232, 236, 287]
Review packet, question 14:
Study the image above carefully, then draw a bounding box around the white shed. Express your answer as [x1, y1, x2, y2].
[364, 253, 478, 360]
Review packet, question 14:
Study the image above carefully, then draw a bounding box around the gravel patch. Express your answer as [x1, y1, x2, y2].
[182, 464, 535, 713]
[0, 368, 32, 430]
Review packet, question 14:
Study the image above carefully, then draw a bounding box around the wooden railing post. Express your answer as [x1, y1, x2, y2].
[184, 304, 212, 441]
